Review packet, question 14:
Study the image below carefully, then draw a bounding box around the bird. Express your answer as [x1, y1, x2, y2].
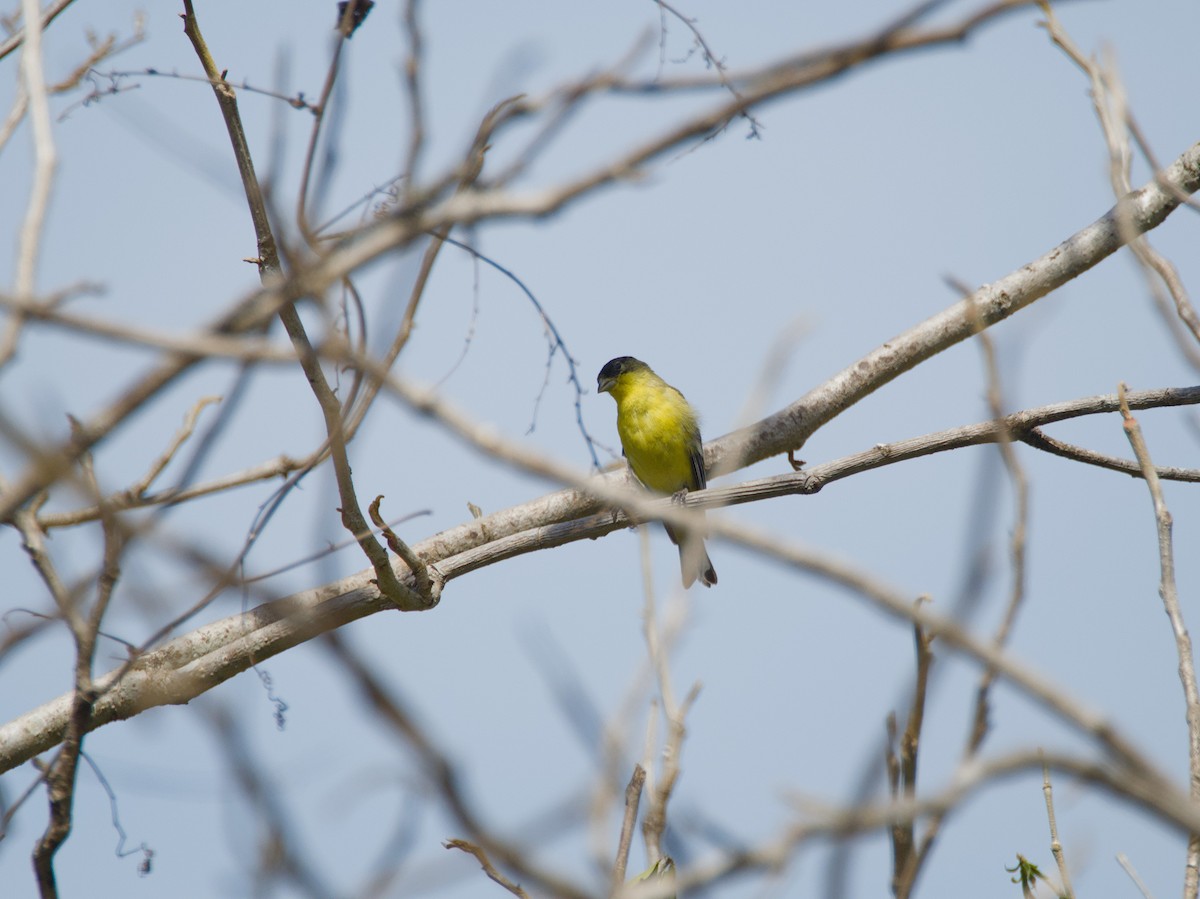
[597, 356, 717, 588]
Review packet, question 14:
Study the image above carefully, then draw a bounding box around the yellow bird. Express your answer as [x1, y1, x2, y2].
[597, 356, 717, 588]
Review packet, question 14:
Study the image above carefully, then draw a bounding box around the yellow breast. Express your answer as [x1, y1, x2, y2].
[612, 372, 701, 494]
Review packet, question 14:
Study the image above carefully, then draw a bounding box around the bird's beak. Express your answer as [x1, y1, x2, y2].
[597, 375, 614, 394]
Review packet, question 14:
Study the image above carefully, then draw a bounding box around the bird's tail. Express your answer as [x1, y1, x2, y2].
[665, 521, 718, 589]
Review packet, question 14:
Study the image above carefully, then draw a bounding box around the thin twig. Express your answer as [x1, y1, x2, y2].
[587, 566, 687, 879]
[83, 67, 320, 114]
[0, 21, 141, 367]
[444, 840, 529, 898]
[400, 0, 426, 200]
[0, 0, 79, 62]
[204, 703, 332, 894]
[642, 683, 699, 866]
[0, 82, 29, 159]
[178, 2, 280, 279]
[635, 522, 699, 867]
[14, 0, 57, 297]
[439, 234, 603, 469]
[1039, 1, 1200, 361]
[967, 311, 1031, 758]
[335, 97, 516, 448]
[296, 0, 371, 241]
[320, 633, 590, 898]
[1019, 426, 1200, 482]
[651, 0, 762, 137]
[368, 496, 434, 599]
[37, 452, 309, 529]
[613, 765, 647, 891]
[1119, 382, 1200, 898]
[890, 604, 934, 898]
[30, 421, 126, 897]
[79, 750, 153, 872]
[181, 0, 421, 611]
[1042, 758, 1073, 898]
[11, 375, 1200, 782]
[1, 55, 1198, 527]
[1117, 853, 1155, 899]
[0, 765, 45, 840]
[0, 289, 301, 360]
[902, 287, 1036, 891]
[616, 747, 1197, 898]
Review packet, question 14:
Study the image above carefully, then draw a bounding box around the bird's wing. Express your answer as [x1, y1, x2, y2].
[689, 440, 706, 491]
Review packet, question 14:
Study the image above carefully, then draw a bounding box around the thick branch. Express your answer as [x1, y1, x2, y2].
[3, 384, 1198, 773]
[712, 141, 1200, 474]
[0, 63, 1196, 525]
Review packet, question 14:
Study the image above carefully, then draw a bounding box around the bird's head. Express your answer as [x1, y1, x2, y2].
[597, 356, 649, 396]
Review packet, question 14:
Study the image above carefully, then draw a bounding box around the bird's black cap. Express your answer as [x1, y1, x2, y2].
[597, 356, 649, 392]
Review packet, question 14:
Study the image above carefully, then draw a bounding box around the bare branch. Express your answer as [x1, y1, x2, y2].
[400, 0, 426, 198]
[444, 840, 530, 899]
[963, 318, 1031, 752]
[296, 0, 361, 241]
[0, 0, 79, 62]
[613, 765, 647, 892]
[7, 378, 1200, 779]
[0, 290, 300, 362]
[1042, 759, 1074, 898]
[1039, 1, 1200, 362]
[5, 5, 1199, 893]
[641, 681, 700, 866]
[896, 308, 1039, 888]
[180, 0, 422, 610]
[3, 16, 1200, 891]
[651, 0, 762, 137]
[889, 604, 934, 899]
[1, 83, 1198, 529]
[204, 702, 332, 895]
[714, 139, 1200, 475]
[13, 0, 57, 298]
[79, 67, 320, 116]
[368, 496, 433, 600]
[1117, 853, 1155, 899]
[1119, 382, 1200, 898]
[1018, 426, 1200, 482]
[618, 748, 1200, 898]
[37, 452, 309, 529]
[31, 414, 127, 896]
[322, 633, 591, 899]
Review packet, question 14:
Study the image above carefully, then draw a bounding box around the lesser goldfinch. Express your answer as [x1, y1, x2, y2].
[597, 356, 717, 588]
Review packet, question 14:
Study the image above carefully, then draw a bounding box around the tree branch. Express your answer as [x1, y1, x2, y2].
[1119, 382, 1200, 899]
[4, 383, 1198, 775]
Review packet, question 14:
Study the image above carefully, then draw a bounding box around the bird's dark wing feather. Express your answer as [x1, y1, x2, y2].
[689, 442, 706, 491]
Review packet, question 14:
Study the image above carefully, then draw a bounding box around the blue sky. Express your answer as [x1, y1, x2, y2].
[2, 1, 1200, 897]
